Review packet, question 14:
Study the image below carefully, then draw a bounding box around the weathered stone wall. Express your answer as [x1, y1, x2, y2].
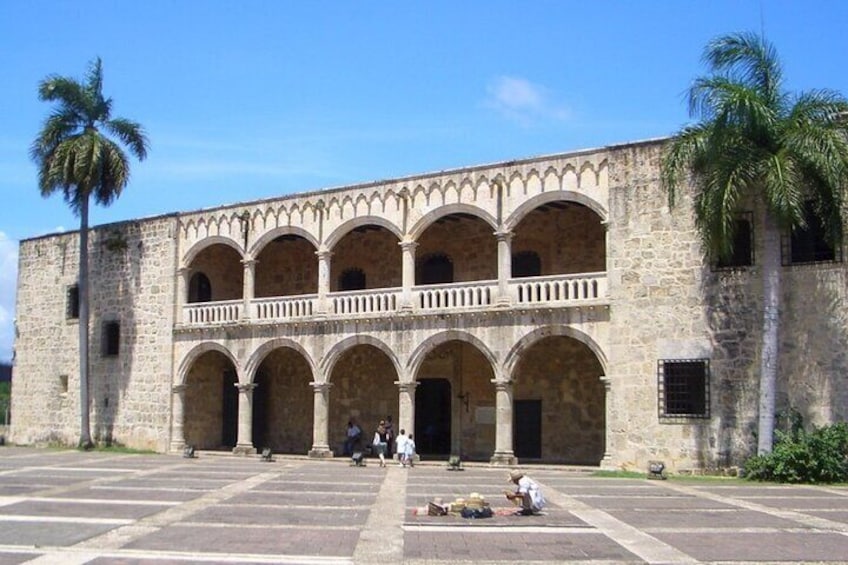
[12, 216, 177, 450]
[12, 139, 848, 473]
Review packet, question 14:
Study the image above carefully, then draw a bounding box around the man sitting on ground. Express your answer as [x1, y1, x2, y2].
[505, 469, 546, 515]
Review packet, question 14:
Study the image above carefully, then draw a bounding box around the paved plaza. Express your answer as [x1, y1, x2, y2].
[0, 447, 847, 564]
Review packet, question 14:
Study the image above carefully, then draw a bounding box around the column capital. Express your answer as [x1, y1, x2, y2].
[494, 229, 514, 242]
[310, 381, 333, 392]
[235, 382, 257, 393]
[316, 249, 334, 259]
[599, 375, 611, 392]
[241, 258, 258, 267]
[171, 384, 187, 394]
[394, 380, 419, 393]
[491, 379, 513, 392]
[177, 266, 192, 276]
[399, 240, 419, 251]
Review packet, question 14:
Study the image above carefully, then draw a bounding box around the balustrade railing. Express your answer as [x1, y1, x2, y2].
[332, 289, 400, 315]
[254, 295, 316, 320]
[179, 273, 607, 326]
[511, 272, 606, 304]
[184, 300, 241, 324]
[414, 281, 495, 311]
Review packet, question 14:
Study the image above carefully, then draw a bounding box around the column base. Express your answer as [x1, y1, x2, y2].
[600, 452, 616, 470]
[232, 444, 256, 456]
[495, 297, 512, 308]
[169, 440, 186, 453]
[489, 451, 518, 465]
[308, 446, 334, 458]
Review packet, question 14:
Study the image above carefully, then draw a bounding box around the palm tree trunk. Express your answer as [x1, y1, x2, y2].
[78, 195, 93, 449]
[757, 211, 781, 454]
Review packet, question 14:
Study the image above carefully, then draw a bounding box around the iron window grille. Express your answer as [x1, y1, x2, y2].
[658, 359, 710, 420]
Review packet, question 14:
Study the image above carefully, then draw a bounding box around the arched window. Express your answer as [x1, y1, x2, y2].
[417, 253, 453, 285]
[512, 251, 542, 278]
[339, 268, 366, 291]
[188, 272, 212, 303]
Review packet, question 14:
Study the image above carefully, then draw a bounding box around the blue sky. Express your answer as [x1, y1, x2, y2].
[1, 0, 847, 362]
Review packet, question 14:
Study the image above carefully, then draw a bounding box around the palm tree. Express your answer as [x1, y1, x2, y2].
[662, 33, 848, 455]
[31, 58, 149, 449]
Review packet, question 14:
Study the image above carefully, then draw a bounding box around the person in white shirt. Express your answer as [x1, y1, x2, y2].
[505, 469, 546, 515]
[395, 429, 408, 466]
[403, 433, 416, 467]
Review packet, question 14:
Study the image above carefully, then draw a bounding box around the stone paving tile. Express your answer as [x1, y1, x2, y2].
[60, 486, 205, 502]
[0, 485, 53, 496]
[186, 503, 371, 526]
[106, 478, 231, 489]
[734, 496, 848, 510]
[0, 552, 36, 565]
[805, 510, 848, 524]
[0, 499, 172, 519]
[407, 510, 590, 528]
[88, 559, 290, 565]
[575, 494, 734, 510]
[124, 524, 359, 556]
[650, 531, 848, 562]
[608, 507, 804, 528]
[403, 531, 639, 561]
[0, 521, 119, 547]
[230, 491, 377, 506]
[688, 485, 843, 497]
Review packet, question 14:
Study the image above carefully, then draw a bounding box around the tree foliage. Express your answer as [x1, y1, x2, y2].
[31, 58, 148, 449]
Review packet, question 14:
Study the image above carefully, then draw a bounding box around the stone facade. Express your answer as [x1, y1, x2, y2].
[11, 138, 848, 471]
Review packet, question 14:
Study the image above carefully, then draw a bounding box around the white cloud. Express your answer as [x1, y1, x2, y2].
[485, 76, 572, 126]
[0, 232, 18, 362]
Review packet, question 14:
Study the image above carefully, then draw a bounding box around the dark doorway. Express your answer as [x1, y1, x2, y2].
[221, 370, 238, 448]
[415, 378, 452, 456]
[514, 399, 542, 459]
[252, 372, 269, 448]
[417, 254, 454, 285]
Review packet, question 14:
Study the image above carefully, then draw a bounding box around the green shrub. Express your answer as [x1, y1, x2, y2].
[743, 422, 848, 483]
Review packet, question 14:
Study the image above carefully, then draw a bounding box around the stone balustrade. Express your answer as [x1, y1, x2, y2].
[512, 272, 606, 304]
[179, 273, 608, 326]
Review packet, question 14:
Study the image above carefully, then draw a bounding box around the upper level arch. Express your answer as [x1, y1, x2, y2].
[182, 235, 244, 267]
[408, 204, 498, 241]
[324, 216, 403, 250]
[503, 191, 607, 231]
[249, 225, 320, 259]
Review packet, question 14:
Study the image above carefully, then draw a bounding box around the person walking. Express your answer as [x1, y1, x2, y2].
[403, 433, 416, 467]
[372, 421, 389, 467]
[395, 429, 408, 467]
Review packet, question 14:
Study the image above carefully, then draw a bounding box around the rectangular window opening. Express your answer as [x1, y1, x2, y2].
[66, 285, 80, 319]
[715, 212, 754, 269]
[783, 203, 841, 265]
[658, 359, 710, 420]
[102, 321, 120, 357]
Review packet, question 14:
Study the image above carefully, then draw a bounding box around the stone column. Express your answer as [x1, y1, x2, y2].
[316, 249, 333, 315]
[490, 379, 517, 465]
[169, 384, 187, 452]
[233, 383, 257, 455]
[399, 241, 418, 310]
[241, 258, 256, 320]
[176, 267, 191, 323]
[599, 375, 614, 469]
[495, 230, 513, 306]
[308, 382, 334, 458]
[396, 381, 418, 441]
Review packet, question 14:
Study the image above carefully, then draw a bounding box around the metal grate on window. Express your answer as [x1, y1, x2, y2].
[658, 359, 710, 421]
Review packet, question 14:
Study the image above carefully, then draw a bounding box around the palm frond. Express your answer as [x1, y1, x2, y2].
[704, 32, 783, 102]
[106, 118, 149, 161]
